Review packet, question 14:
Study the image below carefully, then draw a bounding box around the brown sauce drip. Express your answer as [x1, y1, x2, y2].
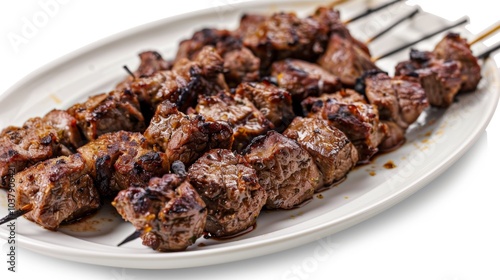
[316, 194, 324, 199]
[315, 177, 346, 193]
[204, 223, 257, 241]
[383, 160, 397, 169]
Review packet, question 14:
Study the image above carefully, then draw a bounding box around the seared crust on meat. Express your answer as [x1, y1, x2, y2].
[144, 101, 233, 166]
[113, 173, 206, 251]
[235, 81, 294, 132]
[284, 117, 358, 185]
[244, 131, 321, 209]
[116, 50, 172, 91]
[271, 59, 342, 101]
[14, 154, 100, 230]
[303, 95, 386, 163]
[433, 33, 481, 92]
[67, 90, 145, 141]
[188, 149, 266, 237]
[194, 91, 273, 152]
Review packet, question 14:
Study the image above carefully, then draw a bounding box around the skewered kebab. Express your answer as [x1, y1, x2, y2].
[1, 1, 494, 253]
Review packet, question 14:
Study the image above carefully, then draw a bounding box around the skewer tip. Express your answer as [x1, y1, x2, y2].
[117, 230, 142, 247]
[0, 206, 32, 225]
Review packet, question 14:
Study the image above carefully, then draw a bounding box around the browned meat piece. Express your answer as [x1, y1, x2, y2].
[113, 172, 206, 251]
[116, 50, 172, 90]
[433, 33, 481, 92]
[244, 131, 321, 209]
[235, 81, 294, 132]
[310, 6, 371, 56]
[284, 117, 358, 185]
[77, 131, 169, 197]
[13, 153, 100, 230]
[237, 14, 268, 37]
[144, 101, 233, 166]
[67, 90, 145, 141]
[43, 109, 85, 151]
[323, 88, 367, 103]
[318, 32, 379, 87]
[223, 47, 261, 87]
[395, 49, 464, 108]
[242, 11, 330, 69]
[271, 59, 342, 101]
[130, 46, 225, 112]
[379, 121, 405, 151]
[194, 91, 273, 152]
[361, 70, 428, 129]
[0, 118, 63, 188]
[188, 149, 266, 237]
[303, 96, 386, 164]
[176, 28, 260, 87]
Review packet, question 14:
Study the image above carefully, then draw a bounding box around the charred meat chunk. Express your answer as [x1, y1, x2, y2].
[235, 81, 294, 132]
[144, 101, 233, 166]
[194, 91, 273, 152]
[77, 131, 169, 197]
[113, 173, 206, 251]
[318, 31, 379, 87]
[242, 11, 330, 69]
[271, 59, 342, 101]
[176, 28, 260, 87]
[130, 46, 226, 112]
[284, 117, 358, 185]
[361, 70, 428, 129]
[395, 49, 463, 108]
[13, 154, 100, 230]
[67, 90, 145, 141]
[433, 32, 481, 92]
[43, 109, 85, 151]
[1, 118, 63, 188]
[188, 149, 266, 237]
[303, 96, 386, 164]
[244, 131, 321, 209]
[116, 50, 172, 91]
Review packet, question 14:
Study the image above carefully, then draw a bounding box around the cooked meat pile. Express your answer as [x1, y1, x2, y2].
[0, 1, 485, 253]
[188, 149, 266, 237]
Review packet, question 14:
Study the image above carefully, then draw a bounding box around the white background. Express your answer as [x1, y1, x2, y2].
[1, 0, 500, 279]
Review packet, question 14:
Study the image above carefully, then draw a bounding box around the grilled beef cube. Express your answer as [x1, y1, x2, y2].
[113, 173, 206, 251]
[244, 131, 321, 209]
[43, 109, 85, 151]
[0, 118, 63, 188]
[237, 14, 268, 37]
[395, 49, 463, 108]
[361, 71, 428, 129]
[284, 117, 358, 185]
[176, 28, 260, 87]
[77, 131, 169, 197]
[433, 33, 481, 92]
[303, 96, 386, 163]
[67, 90, 145, 141]
[130, 46, 225, 112]
[144, 101, 233, 166]
[271, 59, 342, 101]
[235, 81, 294, 132]
[188, 149, 266, 237]
[318, 31, 379, 87]
[194, 92, 273, 152]
[116, 50, 172, 91]
[13, 154, 100, 230]
[242, 11, 330, 69]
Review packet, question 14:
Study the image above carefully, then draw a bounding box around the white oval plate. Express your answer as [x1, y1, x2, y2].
[1, 0, 499, 269]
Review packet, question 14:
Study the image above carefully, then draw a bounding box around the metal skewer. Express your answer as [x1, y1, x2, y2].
[372, 17, 469, 61]
[365, 7, 420, 45]
[344, 0, 405, 24]
[0, 205, 33, 225]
